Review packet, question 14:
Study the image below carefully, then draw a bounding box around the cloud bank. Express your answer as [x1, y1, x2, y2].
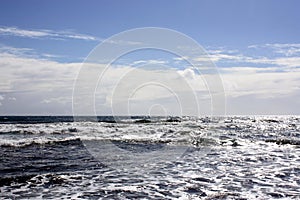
[0, 44, 300, 115]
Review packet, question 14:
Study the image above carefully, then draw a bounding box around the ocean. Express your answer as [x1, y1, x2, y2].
[0, 116, 299, 199]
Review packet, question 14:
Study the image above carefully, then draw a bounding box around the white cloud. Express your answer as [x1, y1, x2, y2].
[0, 26, 99, 41]
[220, 67, 300, 99]
[0, 27, 48, 37]
[178, 68, 196, 80]
[198, 53, 245, 63]
[199, 45, 300, 68]
[0, 51, 81, 94]
[0, 45, 34, 56]
[195, 47, 251, 63]
[1, 46, 300, 115]
[271, 57, 300, 68]
[249, 43, 300, 56]
[90, 65, 209, 115]
[131, 59, 168, 66]
[0, 95, 4, 106]
[41, 96, 70, 104]
[0, 45, 67, 62]
[0, 26, 144, 45]
[173, 56, 189, 61]
[8, 97, 16, 101]
[241, 56, 300, 68]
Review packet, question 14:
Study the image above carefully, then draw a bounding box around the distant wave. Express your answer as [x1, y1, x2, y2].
[0, 115, 299, 148]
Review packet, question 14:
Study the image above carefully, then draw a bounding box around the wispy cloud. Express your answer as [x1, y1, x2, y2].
[0, 45, 34, 56]
[234, 56, 300, 68]
[202, 45, 300, 68]
[0, 45, 65, 61]
[0, 26, 99, 41]
[131, 59, 168, 66]
[249, 43, 300, 56]
[0, 26, 145, 46]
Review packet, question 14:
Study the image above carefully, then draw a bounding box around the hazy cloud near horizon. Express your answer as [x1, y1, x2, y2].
[0, 45, 300, 115]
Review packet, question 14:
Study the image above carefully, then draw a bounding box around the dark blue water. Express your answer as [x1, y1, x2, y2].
[0, 116, 300, 199]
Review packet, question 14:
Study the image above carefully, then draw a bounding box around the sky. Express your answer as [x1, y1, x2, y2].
[0, 0, 300, 115]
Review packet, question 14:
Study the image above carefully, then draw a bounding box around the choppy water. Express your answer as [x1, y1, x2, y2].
[0, 116, 300, 199]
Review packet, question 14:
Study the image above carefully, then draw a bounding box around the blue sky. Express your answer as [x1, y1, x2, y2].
[0, 0, 300, 115]
[1, 0, 299, 61]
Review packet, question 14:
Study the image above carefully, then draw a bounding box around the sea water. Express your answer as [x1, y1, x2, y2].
[0, 116, 299, 199]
